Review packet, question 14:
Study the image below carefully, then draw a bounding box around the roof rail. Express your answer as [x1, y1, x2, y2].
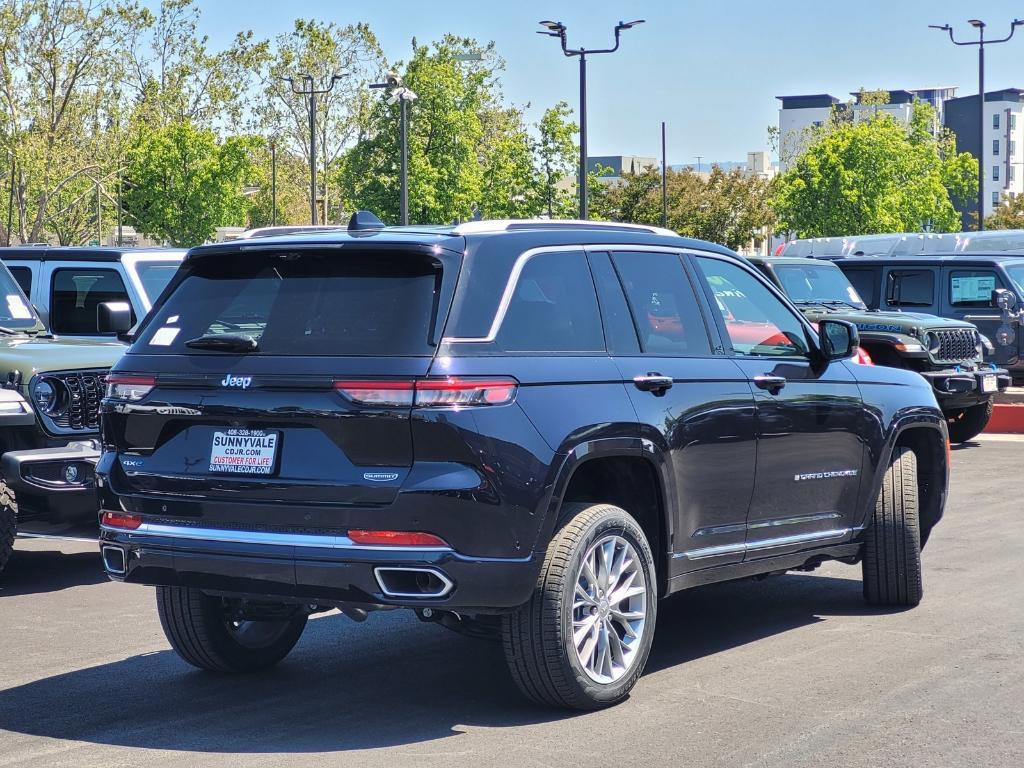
[450, 219, 678, 237]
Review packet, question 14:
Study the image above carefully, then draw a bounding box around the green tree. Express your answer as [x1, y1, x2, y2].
[772, 103, 977, 237]
[986, 193, 1024, 229]
[533, 101, 578, 218]
[123, 121, 254, 246]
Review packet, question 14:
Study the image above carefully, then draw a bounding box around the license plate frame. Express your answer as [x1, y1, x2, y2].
[981, 374, 997, 394]
[209, 429, 280, 475]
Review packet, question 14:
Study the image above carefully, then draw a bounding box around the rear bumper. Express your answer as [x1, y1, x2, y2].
[920, 367, 1011, 409]
[98, 524, 541, 612]
[1, 440, 101, 524]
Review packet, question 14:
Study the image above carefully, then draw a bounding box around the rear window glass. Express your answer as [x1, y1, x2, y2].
[8, 266, 32, 296]
[886, 269, 935, 307]
[133, 261, 180, 306]
[136, 250, 444, 356]
[51, 267, 132, 335]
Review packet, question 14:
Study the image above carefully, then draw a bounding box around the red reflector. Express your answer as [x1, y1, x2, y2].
[106, 374, 156, 386]
[101, 511, 142, 530]
[333, 381, 415, 406]
[348, 529, 449, 548]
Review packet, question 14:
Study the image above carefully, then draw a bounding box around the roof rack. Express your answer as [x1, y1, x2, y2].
[450, 219, 678, 237]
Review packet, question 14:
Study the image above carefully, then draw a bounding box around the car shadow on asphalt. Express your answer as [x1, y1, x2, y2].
[0, 548, 107, 597]
[950, 442, 981, 451]
[0, 572, 888, 753]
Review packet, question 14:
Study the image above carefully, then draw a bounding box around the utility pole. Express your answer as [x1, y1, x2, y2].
[538, 19, 645, 220]
[5, 153, 14, 247]
[694, 155, 703, 174]
[661, 121, 668, 228]
[930, 18, 1024, 230]
[370, 73, 418, 225]
[116, 170, 123, 247]
[284, 74, 342, 225]
[270, 139, 277, 226]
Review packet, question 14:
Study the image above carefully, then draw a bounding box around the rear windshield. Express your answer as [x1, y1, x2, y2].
[773, 264, 866, 308]
[135, 250, 444, 356]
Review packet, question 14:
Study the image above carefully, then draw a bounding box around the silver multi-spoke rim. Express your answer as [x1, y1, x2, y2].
[572, 534, 648, 684]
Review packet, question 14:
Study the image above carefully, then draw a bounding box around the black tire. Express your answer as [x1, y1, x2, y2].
[946, 401, 993, 443]
[502, 503, 657, 710]
[156, 586, 307, 673]
[0, 480, 17, 576]
[862, 446, 923, 607]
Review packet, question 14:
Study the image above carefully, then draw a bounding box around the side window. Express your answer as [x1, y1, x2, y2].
[842, 268, 877, 308]
[495, 250, 604, 353]
[886, 269, 935, 307]
[50, 267, 132, 335]
[8, 267, 32, 297]
[694, 256, 809, 358]
[950, 270, 999, 308]
[611, 250, 711, 356]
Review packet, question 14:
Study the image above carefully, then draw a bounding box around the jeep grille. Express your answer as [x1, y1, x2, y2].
[49, 371, 105, 431]
[932, 329, 977, 363]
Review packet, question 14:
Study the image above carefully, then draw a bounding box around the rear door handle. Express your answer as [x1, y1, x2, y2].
[633, 373, 674, 395]
[753, 374, 786, 394]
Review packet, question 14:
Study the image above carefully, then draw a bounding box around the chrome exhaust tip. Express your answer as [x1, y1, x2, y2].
[101, 545, 127, 575]
[373, 566, 453, 598]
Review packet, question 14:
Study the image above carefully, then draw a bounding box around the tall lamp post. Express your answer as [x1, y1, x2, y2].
[930, 18, 1023, 230]
[370, 72, 418, 226]
[284, 73, 342, 225]
[538, 19, 644, 220]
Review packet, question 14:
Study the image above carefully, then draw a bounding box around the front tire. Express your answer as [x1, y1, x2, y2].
[946, 400, 993, 443]
[157, 586, 307, 672]
[0, 480, 17, 576]
[862, 446, 923, 607]
[502, 503, 657, 710]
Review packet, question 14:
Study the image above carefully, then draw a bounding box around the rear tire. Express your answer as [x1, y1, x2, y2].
[156, 586, 307, 672]
[862, 446, 923, 607]
[0, 481, 17, 576]
[946, 400, 993, 443]
[502, 503, 657, 710]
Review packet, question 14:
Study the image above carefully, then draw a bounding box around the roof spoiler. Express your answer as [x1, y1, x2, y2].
[347, 210, 386, 232]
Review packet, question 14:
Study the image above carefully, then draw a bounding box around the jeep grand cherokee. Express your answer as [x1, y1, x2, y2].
[98, 216, 948, 709]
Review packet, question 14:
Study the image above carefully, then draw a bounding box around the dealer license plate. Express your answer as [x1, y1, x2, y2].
[981, 374, 997, 394]
[209, 429, 279, 475]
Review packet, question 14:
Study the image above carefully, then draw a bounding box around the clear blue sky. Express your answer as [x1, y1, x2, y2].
[193, 0, 1024, 163]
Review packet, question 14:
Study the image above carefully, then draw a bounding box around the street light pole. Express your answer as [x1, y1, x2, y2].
[930, 18, 1023, 230]
[270, 138, 277, 226]
[284, 73, 342, 225]
[538, 19, 645, 220]
[661, 121, 668, 228]
[370, 73, 418, 226]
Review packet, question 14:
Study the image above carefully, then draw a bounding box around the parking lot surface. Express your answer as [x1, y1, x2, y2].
[0, 437, 1021, 768]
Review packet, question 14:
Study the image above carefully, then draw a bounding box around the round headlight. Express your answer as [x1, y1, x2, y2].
[32, 378, 66, 416]
[925, 331, 942, 355]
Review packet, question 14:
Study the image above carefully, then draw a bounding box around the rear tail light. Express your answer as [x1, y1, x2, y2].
[348, 529, 450, 548]
[105, 374, 155, 402]
[334, 378, 517, 407]
[333, 381, 414, 407]
[101, 511, 142, 530]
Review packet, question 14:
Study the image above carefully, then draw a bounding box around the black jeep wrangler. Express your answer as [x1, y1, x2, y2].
[98, 217, 948, 709]
[747, 255, 1010, 442]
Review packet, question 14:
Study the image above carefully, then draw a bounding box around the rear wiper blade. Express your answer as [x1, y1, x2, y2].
[184, 333, 259, 353]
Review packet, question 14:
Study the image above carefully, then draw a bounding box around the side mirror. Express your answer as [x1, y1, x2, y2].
[97, 301, 133, 335]
[819, 319, 859, 362]
[992, 288, 1017, 311]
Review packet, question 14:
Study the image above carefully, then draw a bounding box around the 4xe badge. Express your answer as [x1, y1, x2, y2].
[221, 374, 252, 389]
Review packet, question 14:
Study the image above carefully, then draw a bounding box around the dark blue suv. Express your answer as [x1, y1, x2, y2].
[97, 217, 948, 709]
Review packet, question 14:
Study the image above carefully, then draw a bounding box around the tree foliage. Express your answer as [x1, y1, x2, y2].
[772, 103, 977, 237]
[592, 166, 775, 251]
[986, 193, 1024, 230]
[123, 121, 253, 246]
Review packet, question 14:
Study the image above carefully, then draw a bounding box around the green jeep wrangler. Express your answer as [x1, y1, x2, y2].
[749, 255, 1011, 442]
[0, 263, 122, 574]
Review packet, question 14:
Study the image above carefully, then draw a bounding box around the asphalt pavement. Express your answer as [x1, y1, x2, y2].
[0, 436, 1021, 767]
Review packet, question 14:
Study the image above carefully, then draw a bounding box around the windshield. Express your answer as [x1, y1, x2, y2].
[129, 259, 182, 308]
[773, 264, 866, 308]
[0, 265, 40, 328]
[1006, 265, 1024, 295]
[135, 249, 445, 356]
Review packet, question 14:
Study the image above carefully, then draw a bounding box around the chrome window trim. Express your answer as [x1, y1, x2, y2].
[451, 219, 678, 237]
[442, 243, 688, 344]
[100, 520, 453, 552]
